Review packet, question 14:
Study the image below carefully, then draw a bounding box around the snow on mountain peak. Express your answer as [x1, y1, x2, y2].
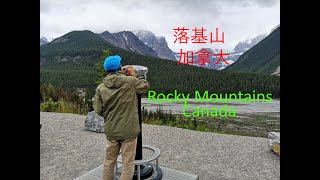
[132, 30, 155, 37]
[156, 36, 165, 40]
[245, 39, 252, 44]
[122, 33, 128, 43]
[40, 37, 48, 41]
[40, 37, 49, 46]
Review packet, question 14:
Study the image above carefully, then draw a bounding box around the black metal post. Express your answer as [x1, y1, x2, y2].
[132, 94, 154, 180]
[132, 70, 157, 179]
[135, 94, 143, 160]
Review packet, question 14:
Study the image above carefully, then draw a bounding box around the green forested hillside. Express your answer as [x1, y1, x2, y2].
[225, 27, 280, 74]
[256, 54, 280, 74]
[40, 30, 280, 98]
[41, 30, 114, 52]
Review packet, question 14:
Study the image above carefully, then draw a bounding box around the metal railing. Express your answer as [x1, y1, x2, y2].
[115, 144, 161, 180]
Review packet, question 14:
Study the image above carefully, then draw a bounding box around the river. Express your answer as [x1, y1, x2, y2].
[141, 98, 280, 116]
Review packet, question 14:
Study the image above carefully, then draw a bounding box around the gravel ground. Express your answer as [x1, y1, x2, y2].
[40, 112, 280, 180]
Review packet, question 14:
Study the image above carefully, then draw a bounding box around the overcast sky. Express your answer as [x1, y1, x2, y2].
[40, 0, 280, 52]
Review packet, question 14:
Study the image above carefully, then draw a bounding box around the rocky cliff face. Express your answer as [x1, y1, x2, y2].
[99, 31, 159, 58]
[40, 37, 48, 46]
[132, 30, 176, 60]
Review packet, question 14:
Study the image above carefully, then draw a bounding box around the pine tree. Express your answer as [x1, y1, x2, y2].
[95, 49, 112, 86]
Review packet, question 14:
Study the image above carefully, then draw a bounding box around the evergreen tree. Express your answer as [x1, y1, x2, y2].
[96, 49, 112, 86]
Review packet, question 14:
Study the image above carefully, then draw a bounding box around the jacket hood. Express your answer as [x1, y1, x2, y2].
[103, 71, 126, 88]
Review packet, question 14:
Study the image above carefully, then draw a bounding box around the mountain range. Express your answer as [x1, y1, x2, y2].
[225, 26, 280, 75]
[40, 37, 48, 46]
[233, 34, 268, 54]
[98, 31, 159, 58]
[41, 29, 268, 65]
[172, 32, 270, 70]
[40, 25, 279, 74]
[40, 30, 280, 98]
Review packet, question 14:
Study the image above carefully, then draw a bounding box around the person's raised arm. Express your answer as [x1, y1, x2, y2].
[134, 75, 150, 94]
[126, 65, 150, 94]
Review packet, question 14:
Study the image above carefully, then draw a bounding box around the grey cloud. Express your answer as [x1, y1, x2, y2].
[142, 0, 279, 8]
[40, 0, 279, 51]
[255, 0, 279, 7]
[231, 0, 279, 7]
[40, 0, 279, 13]
[40, 0, 51, 13]
[40, 0, 222, 14]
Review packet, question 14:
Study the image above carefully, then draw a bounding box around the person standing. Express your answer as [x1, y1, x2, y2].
[93, 55, 150, 180]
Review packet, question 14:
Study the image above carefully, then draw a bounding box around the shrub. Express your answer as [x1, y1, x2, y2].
[40, 98, 58, 112]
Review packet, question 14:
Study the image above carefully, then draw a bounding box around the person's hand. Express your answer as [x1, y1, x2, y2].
[125, 65, 135, 76]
